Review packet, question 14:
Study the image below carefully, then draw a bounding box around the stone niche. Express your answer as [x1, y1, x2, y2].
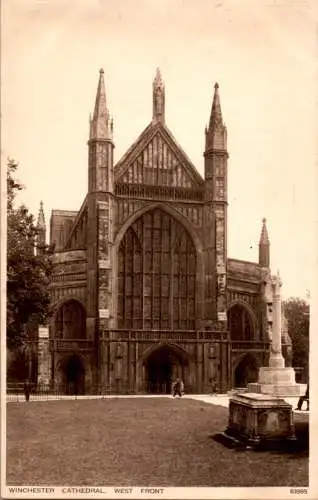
[224, 393, 295, 449]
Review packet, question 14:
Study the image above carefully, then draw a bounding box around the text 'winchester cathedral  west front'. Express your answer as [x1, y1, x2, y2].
[38, 68, 292, 394]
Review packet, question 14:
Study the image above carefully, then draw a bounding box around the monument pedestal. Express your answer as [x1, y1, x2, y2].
[216, 273, 304, 450]
[222, 393, 296, 449]
[248, 366, 302, 397]
[247, 274, 303, 397]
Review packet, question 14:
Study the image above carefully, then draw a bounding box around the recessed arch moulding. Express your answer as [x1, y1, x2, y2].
[111, 203, 205, 331]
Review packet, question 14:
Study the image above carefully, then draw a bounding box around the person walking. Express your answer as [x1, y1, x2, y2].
[297, 383, 309, 411]
[23, 380, 32, 402]
[172, 377, 182, 398]
[180, 379, 185, 396]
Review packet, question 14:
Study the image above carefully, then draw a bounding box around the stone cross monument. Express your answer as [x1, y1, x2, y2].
[221, 274, 301, 449]
[269, 275, 285, 368]
[248, 274, 302, 396]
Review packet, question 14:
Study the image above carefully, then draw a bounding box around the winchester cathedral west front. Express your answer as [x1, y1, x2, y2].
[36, 68, 292, 394]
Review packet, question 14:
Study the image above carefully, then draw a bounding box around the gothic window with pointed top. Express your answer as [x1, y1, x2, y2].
[228, 304, 254, 341]
[54, 300, 86, 340]
[117, 208, 196, 330]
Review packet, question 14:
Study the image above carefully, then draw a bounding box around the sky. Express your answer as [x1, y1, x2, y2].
[2, 0, 317, 300]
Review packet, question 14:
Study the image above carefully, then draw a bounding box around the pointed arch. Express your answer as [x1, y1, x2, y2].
[233, 353, 259, 388]
[227, 300, 257, 341]
[140, 342, 190, 365]
[53, 299, 86, 340]
[56, 352, 86, 370]
[57, 353, 86, 395]
[52, 296, 86, 313]
[114, 202, 203, 256]
[112, 202, 204, 327]
[114, 206, 199, 330]
[140, 343, 190, 394]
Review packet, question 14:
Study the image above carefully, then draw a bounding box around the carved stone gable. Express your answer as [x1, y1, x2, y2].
[117, 131, 200, 189]
[115, 123, 203, 188]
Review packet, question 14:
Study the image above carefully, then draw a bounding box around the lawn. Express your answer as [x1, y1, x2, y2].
[6, 398, 308, 487]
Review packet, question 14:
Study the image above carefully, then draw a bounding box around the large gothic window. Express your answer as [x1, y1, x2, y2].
[117, 209, 196, 330]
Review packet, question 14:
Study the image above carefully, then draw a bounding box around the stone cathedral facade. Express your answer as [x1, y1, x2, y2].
[38, 69, 291, 394]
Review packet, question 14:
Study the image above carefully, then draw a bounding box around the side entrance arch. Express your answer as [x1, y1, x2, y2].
[233, 353, 259, 388]
[58, 354, 85, 395]
[143, 344, 189, 394]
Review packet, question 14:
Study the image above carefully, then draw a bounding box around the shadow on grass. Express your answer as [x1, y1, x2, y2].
[272, 421, 309, 458]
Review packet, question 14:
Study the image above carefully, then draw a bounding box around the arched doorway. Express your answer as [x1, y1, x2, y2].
[54, 300, 86, 339]
[234, 354, 258, 388]
[117, 208, 196, 330]
[228, 303, 255, 340]
[144, 345, 188, 394]
[60, 354, 85, 395]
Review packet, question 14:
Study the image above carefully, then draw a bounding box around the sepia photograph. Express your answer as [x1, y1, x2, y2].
[1, 0, 317, 498]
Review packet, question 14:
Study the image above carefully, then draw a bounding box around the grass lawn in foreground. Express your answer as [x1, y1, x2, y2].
[6, 398, 308, 487]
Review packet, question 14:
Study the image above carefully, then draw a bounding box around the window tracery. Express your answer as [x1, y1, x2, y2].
[117, 209, 196, 330]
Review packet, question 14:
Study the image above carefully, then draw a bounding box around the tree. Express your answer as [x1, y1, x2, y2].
[283, 298, 309, 377]
[7, 160, 53, 351]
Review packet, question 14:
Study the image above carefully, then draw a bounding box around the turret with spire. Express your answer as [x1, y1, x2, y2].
[259, 217, 270, 267]
[88, 68, 114, 193]
[89, 68, 113, 141]
[86, 68, 116, 355]
[203, 82, 229, 326]
[152, 68, 165, 124]
[205, 83, 227, 152]
[36, 201, 46, 253]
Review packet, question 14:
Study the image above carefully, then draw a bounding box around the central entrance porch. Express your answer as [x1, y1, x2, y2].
[143, 344, 188, 394]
